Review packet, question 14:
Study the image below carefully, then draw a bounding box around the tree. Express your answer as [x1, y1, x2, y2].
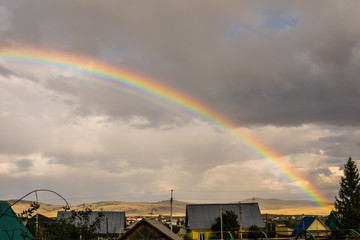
[41, 218, 77, 240]
[211, 210, 240, 232]
[247, 225, 260, 239]
[334, 157, 360, 229]
[42, 205, 104, 240]
[17, 202, 40, 223]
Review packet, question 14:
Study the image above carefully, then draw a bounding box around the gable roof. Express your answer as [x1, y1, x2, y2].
[26, 213, 55, 232]
[145, 219, 182, 240]
[28, 213, 54, 225]
[293, 217, 316, 233]
[0, 201, 32, 240]
[185, 203, 264, 230]
[120, 219, 181, 240]
[325, 211, 340, 229]
[57, 211, 126, 234]
[293, 217, 329, 234]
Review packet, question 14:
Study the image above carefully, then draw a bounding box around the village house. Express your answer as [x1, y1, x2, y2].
[119, 218, 181, 240]
[293, 216, 330, 237]
[185, 203, 264, 240]
[58, 211, 126, 238]
[26, 213, 55, 234]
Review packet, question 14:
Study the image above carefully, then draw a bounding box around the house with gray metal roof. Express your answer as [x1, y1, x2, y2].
[57, 211, 126, 237]
[185, 203, 264, 240]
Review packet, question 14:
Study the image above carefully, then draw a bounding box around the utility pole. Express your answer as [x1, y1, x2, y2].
[106, 217, 109, 239]
[239, 202, 243, 240]
[265, 213, 268, 234]
[220, 205, 223, 240]
[35, 191, 39, 239]
[170, 190, 173, 232]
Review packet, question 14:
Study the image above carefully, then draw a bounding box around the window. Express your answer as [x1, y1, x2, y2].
[198, 232, 206, 240]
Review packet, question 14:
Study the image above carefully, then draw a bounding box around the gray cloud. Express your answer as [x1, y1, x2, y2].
[318, 132, 360, 159]
[15, 159, 33, 170]
[1, 0, 359, 204]
[0, 65, 16, 77]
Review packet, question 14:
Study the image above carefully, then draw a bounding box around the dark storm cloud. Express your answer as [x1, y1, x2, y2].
[2, 0, 360, 127]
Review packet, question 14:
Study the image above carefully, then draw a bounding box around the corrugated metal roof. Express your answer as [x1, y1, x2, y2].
[185, 203, 264, 230]
[146, 219, 182, 240]
[120, 219, 181, 240]
[0, 201, 32, 240]
[57, 211, 126, 234]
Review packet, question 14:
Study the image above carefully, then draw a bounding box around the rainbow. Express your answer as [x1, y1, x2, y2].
[0, 45, 331, 210]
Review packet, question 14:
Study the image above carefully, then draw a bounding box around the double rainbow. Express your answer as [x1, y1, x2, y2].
[0, 45, 331, 210]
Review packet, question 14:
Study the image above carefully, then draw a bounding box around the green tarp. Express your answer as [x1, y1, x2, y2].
[0, 201, 32, 240]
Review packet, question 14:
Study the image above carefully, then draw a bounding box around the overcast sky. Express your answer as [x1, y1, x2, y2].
[0, 0, 359, 206]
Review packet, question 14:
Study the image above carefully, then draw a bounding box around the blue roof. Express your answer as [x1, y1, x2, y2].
[293, 217, 317, 234]
[0, 201, 33, 240]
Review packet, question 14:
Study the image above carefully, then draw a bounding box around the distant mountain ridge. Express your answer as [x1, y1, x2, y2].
[242, 198, 333, 215]
[5, 198, 333, 218]
[242, 198, 329, 209]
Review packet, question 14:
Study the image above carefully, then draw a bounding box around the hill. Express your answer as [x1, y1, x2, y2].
[7, 198, 333, 218]
[7, 199, 188, 218]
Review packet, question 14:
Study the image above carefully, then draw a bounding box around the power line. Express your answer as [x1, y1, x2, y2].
[32, 190, 170, 202]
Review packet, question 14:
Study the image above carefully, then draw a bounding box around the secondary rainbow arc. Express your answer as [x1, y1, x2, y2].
[0, 45, 331, 210]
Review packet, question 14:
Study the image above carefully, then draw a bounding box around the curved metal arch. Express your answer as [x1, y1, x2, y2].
[255, 231, 269, 240]
[0, 189, 70, 218]
[295, 230, 318, 240]
[347, 229, 360, 240]
[225, 232, 234, 240]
